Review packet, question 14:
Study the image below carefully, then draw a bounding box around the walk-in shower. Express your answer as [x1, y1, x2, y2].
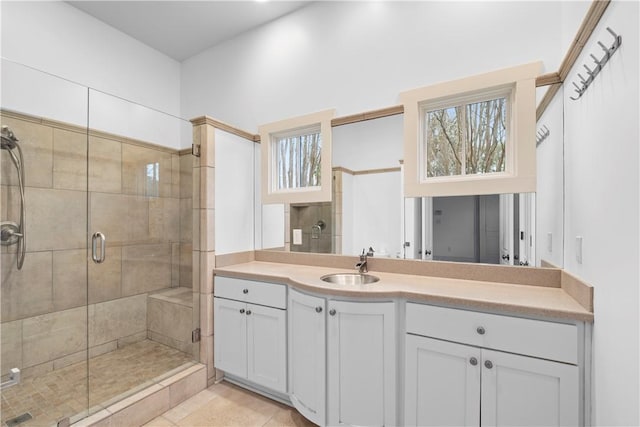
[1, 60, 198, 427]
[1, 125, 26, 270]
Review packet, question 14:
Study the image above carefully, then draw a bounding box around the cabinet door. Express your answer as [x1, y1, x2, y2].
[481, 349, 579, 427]
[288, 289, 326, 426]
[213, 297, 247, 378]
[247, 303, 287, 393]
[327, 300, 396, 427]
[405, 335, 481, 427]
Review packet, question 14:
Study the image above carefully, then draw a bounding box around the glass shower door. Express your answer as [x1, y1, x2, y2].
[1, 59, 90, 426]
[86, 89, 198, 411]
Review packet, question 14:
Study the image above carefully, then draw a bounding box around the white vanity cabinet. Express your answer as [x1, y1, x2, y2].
[214, 276, 287, 393]
[288, 289, 397, 427]
[404, 303, 580, 427]
[327, 300, 397, 427]
[288, 289, 326, 426]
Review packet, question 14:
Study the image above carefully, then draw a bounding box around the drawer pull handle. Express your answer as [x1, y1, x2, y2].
[469, 357, 478, 366]
[246, 310, 252, 315]
[484, 360, 493, 369]
[315, 306, 323, 313]
[239, 308, 245, 314]
[243, 289, 249, 294]
[476, 326, 486, 335]
[329, 309, 336, 316]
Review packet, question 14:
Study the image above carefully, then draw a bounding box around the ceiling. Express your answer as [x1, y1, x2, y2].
[67, 1, 310, 61]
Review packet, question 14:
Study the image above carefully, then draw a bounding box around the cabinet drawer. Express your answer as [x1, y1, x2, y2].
[406, 303, 578, 364]
[215, 276, 286, 309]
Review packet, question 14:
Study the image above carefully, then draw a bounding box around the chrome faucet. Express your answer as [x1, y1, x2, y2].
[355, 249, 368, 273]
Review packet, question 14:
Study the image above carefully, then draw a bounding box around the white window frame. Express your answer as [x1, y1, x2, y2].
[400, 62, 541, 197]
[260, 109, 334, 204]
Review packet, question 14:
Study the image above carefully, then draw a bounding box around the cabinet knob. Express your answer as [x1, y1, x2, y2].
[315, 306, 323, 313]
[484, 360, 493, 369]
[239, 308, 245, 314]
[476, 326, 486, 335]
[246, 309, 252, 315]
[329, 309, 336, 316]
[469, 357, 478, 366]
[242, 288, 249, 294]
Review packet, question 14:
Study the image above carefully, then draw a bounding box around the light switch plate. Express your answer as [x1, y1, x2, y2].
[293, 229, 302, 245]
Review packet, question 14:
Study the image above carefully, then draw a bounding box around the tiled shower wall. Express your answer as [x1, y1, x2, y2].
[0, 111, 193, 380]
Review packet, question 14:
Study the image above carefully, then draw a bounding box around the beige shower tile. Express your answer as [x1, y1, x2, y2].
[162, 388, 218, 423]
[109, 387, 171, 427]
[149, 197, 180, 242]
[199, 251, 215, 294]
[147, 298, 192, 343]
[0, 116, 53, 188]
[172, 242, 180, 287]
[53, 128, 87, 191]
[122, 243, 172, 295]
[192, 167, 200, 209]
[22, 306, 87, 367]
[122, 144, 172, 198]
[1, 320, 22, 376]
[88, 245, 122, 304]
[179, 198, 192, 242]
[191, 250, 200, 293]
[90, 193, 149, 245]
[1, 251, 53, 321]
[89, 135, 121, 193]
[143, 416, 176, 427]
[179, 243, 192, 288]
[166, 366, 206, 408]
[192, 126, 202, 169]
[22, 187, 87, 251]
[53, 249, 88, 311]
[192, 209, 200, 250]
[179, 154, 193, 199]
[89, 294, 146, 347]
[199, 167, 215, 209]
[171, 154, 181, 199]
[200, 208, 214, 252]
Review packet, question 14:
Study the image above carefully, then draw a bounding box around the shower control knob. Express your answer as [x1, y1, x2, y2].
[246, 310, 252, 315]
[243, 289, 249, 294]
[239, 308, 245, 314]
[315, 306, 323, 313]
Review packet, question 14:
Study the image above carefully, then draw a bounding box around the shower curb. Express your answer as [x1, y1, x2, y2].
[71, 363, 206, 427]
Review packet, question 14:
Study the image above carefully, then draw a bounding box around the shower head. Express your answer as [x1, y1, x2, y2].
[1, 126, 19, 150]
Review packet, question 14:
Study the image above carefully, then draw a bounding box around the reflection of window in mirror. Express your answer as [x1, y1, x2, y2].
[260, 109, 334, 204]
[401, 62, 541, 197]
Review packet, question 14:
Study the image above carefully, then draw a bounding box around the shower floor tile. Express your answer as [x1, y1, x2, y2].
[1, 340, 192, 427]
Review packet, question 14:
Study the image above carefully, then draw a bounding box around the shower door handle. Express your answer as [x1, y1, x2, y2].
[92, 232, 106, 264]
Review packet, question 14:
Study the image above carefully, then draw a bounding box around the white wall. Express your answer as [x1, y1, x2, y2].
[536, 87, 565, 267]
[215, 129, 255, 255]
[561, 2, 639, 425]
[181, 1, 564, 131]
[1, 1, 181, 117]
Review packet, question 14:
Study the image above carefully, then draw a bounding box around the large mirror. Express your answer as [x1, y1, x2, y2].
[259, 86, 564, 268]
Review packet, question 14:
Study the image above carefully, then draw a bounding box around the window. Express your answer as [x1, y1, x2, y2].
[260, 109, 334, 204]
[401, 62, 541, 197]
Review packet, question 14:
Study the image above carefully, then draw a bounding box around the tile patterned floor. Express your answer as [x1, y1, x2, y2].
[1, 340, 192, 427]
[145, 381, 316, 427]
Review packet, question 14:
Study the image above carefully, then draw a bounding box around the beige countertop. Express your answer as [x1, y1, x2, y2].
[214, 261, 594, 322]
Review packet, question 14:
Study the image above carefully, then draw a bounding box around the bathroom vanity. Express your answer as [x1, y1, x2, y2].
[213, 255, 592, 427]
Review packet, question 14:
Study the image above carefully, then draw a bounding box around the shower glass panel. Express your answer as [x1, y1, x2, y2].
[86, 89, 198, 412]
[1, 59, 90, 426]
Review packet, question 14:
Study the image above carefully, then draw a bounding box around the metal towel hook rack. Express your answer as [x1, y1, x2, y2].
[570, 27, 622, 101]
[536, 125, 550, 146]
